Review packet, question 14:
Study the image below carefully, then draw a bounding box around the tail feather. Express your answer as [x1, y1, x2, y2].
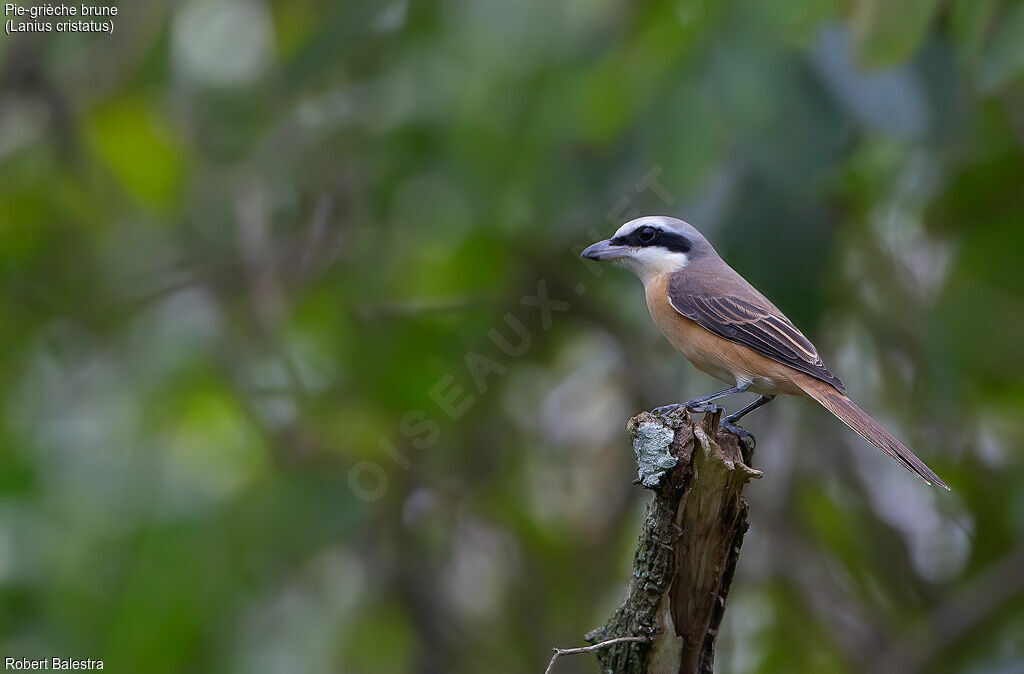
[800, 381, 949, 490]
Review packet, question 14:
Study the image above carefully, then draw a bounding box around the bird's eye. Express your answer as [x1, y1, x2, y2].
[638, 227, 657, 244]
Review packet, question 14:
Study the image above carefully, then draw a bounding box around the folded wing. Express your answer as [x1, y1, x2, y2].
[667, 274, 845, 393]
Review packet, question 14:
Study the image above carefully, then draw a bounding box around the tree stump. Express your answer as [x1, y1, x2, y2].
[584, 407, 761, 674]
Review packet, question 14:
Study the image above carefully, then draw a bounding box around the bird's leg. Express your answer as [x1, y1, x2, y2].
[724, 394, 775, 424]
[718, 395, 775, 452]
[651, 382, 751, 416]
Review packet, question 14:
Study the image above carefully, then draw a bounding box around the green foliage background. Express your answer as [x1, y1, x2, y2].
[2, 1, 1024, 672]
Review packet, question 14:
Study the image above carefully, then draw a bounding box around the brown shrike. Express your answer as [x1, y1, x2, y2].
[582, 215, 948, 489]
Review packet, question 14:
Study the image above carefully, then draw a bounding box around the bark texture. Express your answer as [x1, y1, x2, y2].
[585, 408, 761, 674]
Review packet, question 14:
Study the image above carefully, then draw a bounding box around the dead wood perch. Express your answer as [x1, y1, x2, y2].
[584, 407, 761, 674]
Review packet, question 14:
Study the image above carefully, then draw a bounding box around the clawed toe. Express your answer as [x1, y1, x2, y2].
[687, 403, 725, 415]
[652, 402, 727, 417]
[652, 402, 732, 418]
[719, 420, 756, 449]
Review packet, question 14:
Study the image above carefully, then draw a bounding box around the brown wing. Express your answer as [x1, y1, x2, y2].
[667, 276, 845, 393]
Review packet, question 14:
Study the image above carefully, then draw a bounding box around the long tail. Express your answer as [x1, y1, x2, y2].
[799, 380, 949, 490]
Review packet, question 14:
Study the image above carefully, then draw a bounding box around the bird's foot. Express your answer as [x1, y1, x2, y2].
[651, 402, 725, 417]
[688, 403, 726, 415]
[718, 419, 756, 450]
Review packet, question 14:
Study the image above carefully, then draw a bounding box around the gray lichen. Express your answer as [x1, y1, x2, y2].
[633, 421, 678, 487]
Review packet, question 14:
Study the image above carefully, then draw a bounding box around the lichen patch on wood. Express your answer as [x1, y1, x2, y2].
[632, 420, 678, 487]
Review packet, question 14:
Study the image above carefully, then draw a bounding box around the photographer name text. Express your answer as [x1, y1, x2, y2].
[4, 659, 103, 671]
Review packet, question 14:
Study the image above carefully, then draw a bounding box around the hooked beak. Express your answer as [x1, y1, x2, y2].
[580, 239, 622, 261]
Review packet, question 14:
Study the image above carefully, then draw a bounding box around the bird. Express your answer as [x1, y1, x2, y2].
[581, 215, 948, 489]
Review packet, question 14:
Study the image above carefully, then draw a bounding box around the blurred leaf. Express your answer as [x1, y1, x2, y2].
[758, 584, 851, 674]
[851, 0, 940, 68]
[978, 1, 1024, 92]
[747, 0, 843, 47]
[949, 0, 1000, 60]
[341, 602, 415, 674]
[83, 97, 187, 212]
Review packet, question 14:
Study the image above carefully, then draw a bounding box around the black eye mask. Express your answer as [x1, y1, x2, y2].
[611, 227, 692, 253]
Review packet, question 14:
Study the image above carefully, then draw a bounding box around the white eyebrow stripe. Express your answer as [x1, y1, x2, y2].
[614, 217, 663, 239]
[613, 223, 638, 238]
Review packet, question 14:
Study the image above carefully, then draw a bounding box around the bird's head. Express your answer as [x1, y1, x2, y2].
[580, 216, 714, 282]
